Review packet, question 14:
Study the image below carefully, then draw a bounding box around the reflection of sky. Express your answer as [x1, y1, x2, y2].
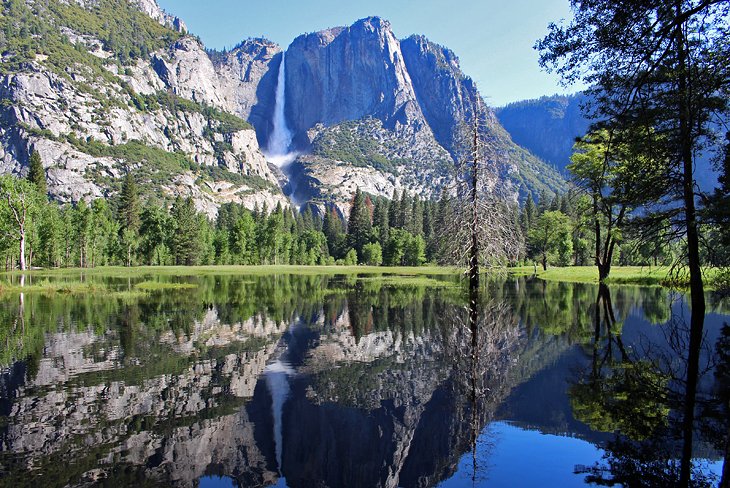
[199, 475, 290, 487]
[440, 421, 605, 488]
[439, 421, 724, 487]
[198, 475, 236, 487]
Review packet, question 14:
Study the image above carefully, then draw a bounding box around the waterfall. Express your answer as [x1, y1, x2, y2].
[264, 358, 294, 475]
[265, 51, 296, 167]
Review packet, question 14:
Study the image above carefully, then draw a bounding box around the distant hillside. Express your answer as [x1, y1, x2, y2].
[495, 94, 591, 174]
[496, 93, 722, 191]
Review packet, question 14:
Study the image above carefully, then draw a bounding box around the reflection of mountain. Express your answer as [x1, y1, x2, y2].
[496, 346, 611, 444]
[0, 312, 284, 487]
[1, 294, 533, 488]
[2, 276, 723, 487]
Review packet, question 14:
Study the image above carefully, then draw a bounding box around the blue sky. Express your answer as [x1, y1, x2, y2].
[156, 0, 585, 107]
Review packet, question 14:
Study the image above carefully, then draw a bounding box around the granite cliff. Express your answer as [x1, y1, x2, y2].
[0, 0, 566, 217]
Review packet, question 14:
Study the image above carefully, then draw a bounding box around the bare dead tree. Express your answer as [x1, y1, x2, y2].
[437, 96, 524, 293]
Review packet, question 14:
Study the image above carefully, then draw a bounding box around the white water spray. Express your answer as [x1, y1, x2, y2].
[265, 51, 297, 167]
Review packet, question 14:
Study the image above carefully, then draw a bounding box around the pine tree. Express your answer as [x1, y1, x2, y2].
[27, 150, 47, 197]
[410, 197, 423, 236]
[347, 188, 372, 262]
[398, 191, 410, 229]
[118, 171, 140, 233]
[388, 189, 400, 229]
[170, 196, 201, 265]
[536, 189, 550, 215]
[372, 197, 390, 247]
[323, 206, 345, 259]
[521, 194, 536, 233]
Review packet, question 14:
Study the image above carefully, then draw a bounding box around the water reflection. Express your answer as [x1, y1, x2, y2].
[0, 273, 726, 487]
[568, 284, 726, 487]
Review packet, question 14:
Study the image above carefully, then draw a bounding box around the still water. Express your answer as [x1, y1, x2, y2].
[0, 272, 727, 487]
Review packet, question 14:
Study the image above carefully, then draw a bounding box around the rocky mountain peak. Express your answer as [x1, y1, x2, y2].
[351, 16, 392, 36]
[132, 0, 187, 33]
[285, 17, 424, 147]
[226, 38, 281, 61]
[402, 35, 462, 72]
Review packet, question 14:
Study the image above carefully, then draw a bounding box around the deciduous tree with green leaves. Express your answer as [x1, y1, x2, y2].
[538, 2, 730, 483]
[528, 210, 573, 270]
[0, 175, 42, 270]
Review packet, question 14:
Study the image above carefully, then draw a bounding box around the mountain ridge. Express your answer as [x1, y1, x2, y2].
[0, 1, 566, 217]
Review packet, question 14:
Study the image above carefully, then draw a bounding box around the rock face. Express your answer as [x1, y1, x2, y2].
[211, 39, 283, 145]
[0, 0, 289, 216]
[133, 0, 187, 33]
[400, 35, 478, 156]
[150, 37, 228, 108]
[279, 17, 566, 210]
[0, 1, 567, 216]
[285, 18, 426, 143]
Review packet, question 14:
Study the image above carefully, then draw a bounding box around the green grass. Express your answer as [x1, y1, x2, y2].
[3, 265, 725, 293]
[0, 281, 107, 294]
[0, 279, 151, 298]
[1, 265, 462, 278]
[134, 281, 198, 291]
[507, 265, 727, 289]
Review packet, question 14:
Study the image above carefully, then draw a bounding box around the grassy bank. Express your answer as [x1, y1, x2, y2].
[0, 265, 461, 278]
[0, 265, 464, 295]
[508, 265, 726, 288]
[1, 265, 726, 294]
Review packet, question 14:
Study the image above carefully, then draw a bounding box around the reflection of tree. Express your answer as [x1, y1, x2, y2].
[444, 298, 521, 483]
[702, 324, 729, 487]
[570, 285, 721, 487]
[571, 285, 670, 442]
[579, 437, 716, 488]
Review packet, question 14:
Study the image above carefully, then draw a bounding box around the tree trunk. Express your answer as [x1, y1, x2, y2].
[676, 8, 706, 486]
[542, 254, 547, 271]
[468, 111, 479, 297]
[18, 231, 26, 271]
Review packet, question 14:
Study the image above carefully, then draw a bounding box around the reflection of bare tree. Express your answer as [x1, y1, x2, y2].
[443, 299, 522, 483]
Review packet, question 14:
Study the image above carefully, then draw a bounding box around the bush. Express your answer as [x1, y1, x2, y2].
[342, 249, 358, 266]
[362, 242, 383, 266]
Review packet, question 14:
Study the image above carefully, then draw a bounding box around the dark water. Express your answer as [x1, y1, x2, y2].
[0, 272, 727, 487]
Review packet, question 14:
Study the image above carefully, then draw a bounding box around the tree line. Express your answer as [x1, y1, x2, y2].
[0, 154, 457, 269]
[2, 146, 726, 272]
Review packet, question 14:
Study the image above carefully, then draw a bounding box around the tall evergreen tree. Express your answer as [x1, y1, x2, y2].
[521, 194, 536, 233]
[118, 172, 140, 233]
[372, 197, 390, 248]
[323, 206, 346, 259]
[170, 196, 200, 265]
[397, 190, 410, 229]
[410, 197, 423, 236]
[117, 172, 141, 266]
[388, 189, 400, 229]
[27, 150, 47, 197]
[347, 188, 372, 262]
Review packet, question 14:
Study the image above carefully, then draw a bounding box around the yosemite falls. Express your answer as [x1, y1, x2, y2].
[265, 52, 297, 167]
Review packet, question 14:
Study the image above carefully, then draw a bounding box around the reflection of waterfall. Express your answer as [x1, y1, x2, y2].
[264, 359, 293, 474]
[265, 52, 297, 167]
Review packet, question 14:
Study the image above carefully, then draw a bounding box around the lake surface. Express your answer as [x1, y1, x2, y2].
[0, 271, 727, 487]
